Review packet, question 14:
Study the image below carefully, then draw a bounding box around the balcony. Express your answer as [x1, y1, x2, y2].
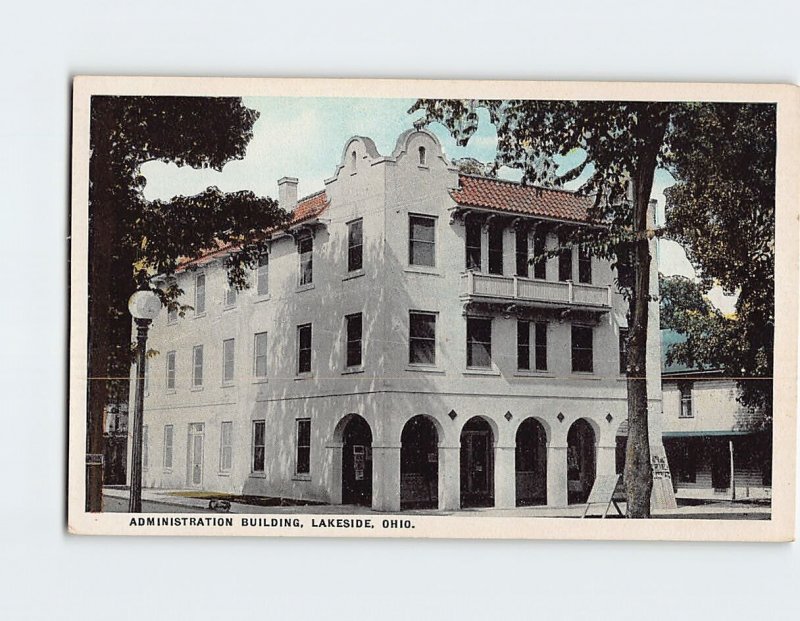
[460, 271, 612, 312]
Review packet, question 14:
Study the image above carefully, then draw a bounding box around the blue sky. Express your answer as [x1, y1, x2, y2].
[141, 96, 735, 313]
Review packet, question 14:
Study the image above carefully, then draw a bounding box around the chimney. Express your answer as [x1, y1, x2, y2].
[278, 177, 298, 212]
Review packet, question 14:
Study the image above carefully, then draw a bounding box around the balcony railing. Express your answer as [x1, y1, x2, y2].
[461, 271, 612, 309]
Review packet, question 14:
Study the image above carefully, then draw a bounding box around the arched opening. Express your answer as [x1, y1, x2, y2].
[515, 418, 547, 506]
[418, 145, 427, 165]
[460, 416, 495, 508]
[567, 418, 596, 504]
[341, 415, 372, 506]
[615, 419, 628, 478]
[400, 415, 439, 510]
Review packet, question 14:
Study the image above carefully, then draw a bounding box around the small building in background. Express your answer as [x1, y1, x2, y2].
[660, 329, 771, 501]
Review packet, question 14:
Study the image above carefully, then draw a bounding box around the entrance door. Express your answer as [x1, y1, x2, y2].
[567, 418, 596, 504]
[188, 423, 204, 489]
[342, 416, 372, 506]
[401, 415, 439, 510]
[460, 417, 494, 508]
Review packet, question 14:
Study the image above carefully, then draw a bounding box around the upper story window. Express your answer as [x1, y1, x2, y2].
[578, 246, 592, 284]
[515, 228, 529, 277]
[253, 332, 268, 378]
[297, 324, 312, 374]
[351, 150, 357, 170]
[409, 311, 436, 365]
[465, 218, 482, 270]
[224, 284, 237, 307]
[166, 350, 176, 390]
[488, 223, 504, 275]
[167, 305, 178, 324]
[517, 320, 548, 371]
[571, 325, 593, 373]
[535, 322, 548, 371]
[533, 229, 547, 279]
[296, 419, 311, 475]
[409, 214, 436, 267]
[192, 345, 204, 387]
[347, 219, 363, 272]
[558, 237, 572, 282]
[222, 338, 235, 384]
[679, 381, 694, 418]
[517, 320, 531, 370]
[619, 328, 629, 374]
[418, 146, 427, 166]
[346, 313, 363, 368]
[256, 253, 269, 296]
[194, 272, 206, 315]
[467, 317, 492, 368]
[298, 235, 313, 286]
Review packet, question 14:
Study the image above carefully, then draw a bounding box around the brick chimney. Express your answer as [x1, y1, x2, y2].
[278, 177, 298, 212]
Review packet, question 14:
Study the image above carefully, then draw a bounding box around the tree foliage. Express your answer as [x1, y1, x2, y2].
[662, 103, 775, 413]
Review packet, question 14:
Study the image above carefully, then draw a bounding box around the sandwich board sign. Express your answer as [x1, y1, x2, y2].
[582, 474, 625, 518]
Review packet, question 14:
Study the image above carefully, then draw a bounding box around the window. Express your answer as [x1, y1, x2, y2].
[220, 421, 233, 472]
[517, 320, 531, 370]
[195, 273, 206, 314]
[296, 419, 311, 475]
[167, 305, 178, 324]
[558, 238, 572, 282]
[298, 235, 313, 286]
[619, 328, 629, 374]
[346, 313, 363, 368]
[515, 228, 529, 277]
[297, 324, 312, 374]
[222, 338, 235, 384]
[192, 345, 203, 387]
[252, 420, 265, 472]
[535, 322, 548, 371]
[256, 253, 269, 296]
[465, 218, 482, 270]
[467, 317, 492, 368]
[224, 285, 237, 307]
[347, 219, 363, 272]
[166, 350, 176, 390]
[679, 382, 694, 418]
[488, 223, 504, 275]
[571, 325, 594, 373]
[163, 425, 173, 469]
[533, 229, 547, 279]
[253, 332, 268, 378]
[409, 312, 436, 365]
[578, 246, 592, 284]
[409, 214, 436, 267]
[142, 425, 149, 470]
[418, 146, 426, 165]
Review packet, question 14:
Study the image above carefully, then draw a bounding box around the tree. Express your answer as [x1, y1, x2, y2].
[87, 96, 289, 511]
[663, 103, 775, 413]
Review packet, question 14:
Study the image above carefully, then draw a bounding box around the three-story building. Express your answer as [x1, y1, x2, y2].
[131, 129, 674, 512]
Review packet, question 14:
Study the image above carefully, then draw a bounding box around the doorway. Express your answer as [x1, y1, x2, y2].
[515, 418, 547, 506]
[341, 415, 372, 506]
[401, 415, 439, 509]
[187, 423, 204, 489]
[567, 418, 596, 504]
[460, 417, 494, 508]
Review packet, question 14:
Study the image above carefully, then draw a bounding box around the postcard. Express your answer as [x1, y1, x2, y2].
[68, 77, 798, 540]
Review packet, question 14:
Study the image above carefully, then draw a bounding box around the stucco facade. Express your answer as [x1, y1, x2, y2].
[131, 129, 674, 512]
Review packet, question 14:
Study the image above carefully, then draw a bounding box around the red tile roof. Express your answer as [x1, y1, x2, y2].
[178, 190, 329, 269]
[451, 174, 594, 223]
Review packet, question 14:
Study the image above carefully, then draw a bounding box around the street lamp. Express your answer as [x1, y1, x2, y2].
[127, 289, 161, 512]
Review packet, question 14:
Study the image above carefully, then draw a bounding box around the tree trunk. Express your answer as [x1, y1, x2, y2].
[624, 107, 669, 518]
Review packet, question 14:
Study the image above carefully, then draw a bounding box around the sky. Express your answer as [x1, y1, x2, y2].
[141, 96, 736, 313]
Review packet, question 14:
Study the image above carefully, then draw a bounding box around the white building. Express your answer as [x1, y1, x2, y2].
[130, 129, 674, 512]
[660, 329, 772, 501]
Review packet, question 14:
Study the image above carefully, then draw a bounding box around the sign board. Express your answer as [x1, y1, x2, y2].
[582, 474, 625, 518]
[85, 453, 104, 466]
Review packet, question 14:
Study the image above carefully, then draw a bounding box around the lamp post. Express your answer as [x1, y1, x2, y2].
[127, 289, 161, 513]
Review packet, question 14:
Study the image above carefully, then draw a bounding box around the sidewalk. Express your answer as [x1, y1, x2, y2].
[103, 487, 771, 519]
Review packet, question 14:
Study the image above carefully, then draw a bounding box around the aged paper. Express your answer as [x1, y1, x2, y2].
[68, 77, 798, 540]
